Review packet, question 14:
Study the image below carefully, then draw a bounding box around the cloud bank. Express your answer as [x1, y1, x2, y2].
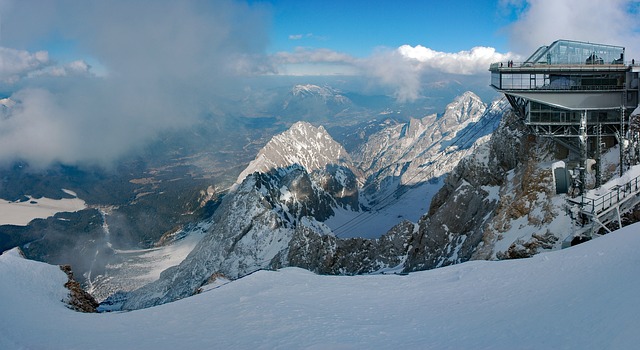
[0, 48, 50, 84]
[0, 0, 272, 168]
[502, 0, 640, 59]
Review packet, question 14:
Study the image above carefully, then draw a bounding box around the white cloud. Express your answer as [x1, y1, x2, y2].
[274, 47, 357, 65]
[268, 44, 516, 101]
[397, 45, 516, 75]
[359, 45, 518, 102]
[0, 0, 272, 168]
[0, 47, 50, 83]
[287, 33, 325, 41]
[503, 0, 640, 59]
[361, 49, 422, 102]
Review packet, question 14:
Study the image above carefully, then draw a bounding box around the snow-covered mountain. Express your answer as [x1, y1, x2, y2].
[327, 92, 507, 237]
[119, 164, 347, 309]
[356, 91, 492, 179]
[2, 222, 640, 349]
[289, 84, 350, 103]
[111, 92, 510, 309]
[278, 84, 354, 123]
[236, 121, 357, 186]
[354, 91, 501, 198]
[101, 89, 640, 310]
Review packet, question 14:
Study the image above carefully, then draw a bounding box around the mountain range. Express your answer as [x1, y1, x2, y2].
[3, 84, 639, 318]
[113, 91, 512, 310]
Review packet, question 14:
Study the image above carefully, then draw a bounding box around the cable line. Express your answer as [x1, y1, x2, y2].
[333, 98, 509, 237]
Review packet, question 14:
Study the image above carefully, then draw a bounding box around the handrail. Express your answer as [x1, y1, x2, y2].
[569, 173, 640, 217]
[490, 61, 634, 69]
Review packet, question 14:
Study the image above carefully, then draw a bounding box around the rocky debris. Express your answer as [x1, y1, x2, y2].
[283, 220, 415, 275]
[196, 272, 229, 294]
[496, 231, 559, 260]
[60, 265, 98, 313]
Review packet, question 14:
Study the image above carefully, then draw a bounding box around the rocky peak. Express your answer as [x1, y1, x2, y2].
[441, 91, 486, 124]
[236, 121, 356, 185]
[354, 92, 496, 189]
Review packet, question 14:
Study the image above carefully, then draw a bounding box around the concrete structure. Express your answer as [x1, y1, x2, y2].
[491, 40, 640, 241]
[490, 39, 640, 193]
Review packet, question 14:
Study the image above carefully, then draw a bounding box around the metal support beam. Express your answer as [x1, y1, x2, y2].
[595, 123, 602, 188]
[579, 110, 588, 196]
[620, 106, 626, 176]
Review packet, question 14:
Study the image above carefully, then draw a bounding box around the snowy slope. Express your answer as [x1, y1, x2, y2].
[2, 223, 640, 349]
[86, 220, 211, 302]
[329, 94, 507, 238]
[354, 91, 491, 187]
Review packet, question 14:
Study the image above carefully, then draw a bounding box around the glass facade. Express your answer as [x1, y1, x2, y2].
[524, 40, 624, 65]
[495, 72, 624, 90]
[527, 102, 621, 124]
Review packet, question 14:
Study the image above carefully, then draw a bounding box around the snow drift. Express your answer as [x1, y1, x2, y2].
[1, 223, 640, 349]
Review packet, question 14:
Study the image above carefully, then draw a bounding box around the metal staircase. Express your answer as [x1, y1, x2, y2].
[564, 171, 640, 247]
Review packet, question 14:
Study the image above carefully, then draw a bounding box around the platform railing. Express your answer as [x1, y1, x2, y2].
[569, 173, 640, 217]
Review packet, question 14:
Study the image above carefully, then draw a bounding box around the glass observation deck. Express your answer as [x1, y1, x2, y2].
[489, 40, 629, 92]
[488, 39, 640, 136]
[524, 40, 624, 66]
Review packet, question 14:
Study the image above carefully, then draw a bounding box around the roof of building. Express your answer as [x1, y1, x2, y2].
[524, 39, 625, 66]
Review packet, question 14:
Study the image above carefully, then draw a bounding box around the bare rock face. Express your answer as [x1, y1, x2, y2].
[496, 231, 559, 260]
[403, 109, 529, 272]
[60, 265, 98, 313]
[119, 166, 329, 310]
[283, 220, 416, 275]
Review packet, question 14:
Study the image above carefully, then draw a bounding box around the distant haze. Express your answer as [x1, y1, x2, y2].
[0, 0, 637, 168]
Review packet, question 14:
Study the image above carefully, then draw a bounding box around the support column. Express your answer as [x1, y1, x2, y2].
[595, 124, 602, 188]
[620, 106, 626, 177]
[579, 110, 588, 196]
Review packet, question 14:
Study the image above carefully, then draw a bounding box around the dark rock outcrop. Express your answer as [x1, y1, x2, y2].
[283, 220, 415, 274]
[60, 265, 99, 313]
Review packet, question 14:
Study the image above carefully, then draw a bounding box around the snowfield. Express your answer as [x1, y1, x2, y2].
[0, 190, 86, 226]
[1, 223, 640, 349]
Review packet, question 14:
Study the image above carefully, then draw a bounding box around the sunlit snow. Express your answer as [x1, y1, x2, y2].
[0, 189, 86, 226]
[1, 223, 639, 349]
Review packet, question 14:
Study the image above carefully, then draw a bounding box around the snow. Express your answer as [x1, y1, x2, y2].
[326, 180, 439, 238]
[480, 185, 500, 202]
[0, 190, 86, 226]
[89, 225, 208, 301]
[588, 164, 640, 197]
[2, 222, 640, 349]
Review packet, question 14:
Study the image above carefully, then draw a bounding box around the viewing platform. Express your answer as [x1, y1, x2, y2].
[564, 168, 640, 247]
[490, 39, 640, 200]
[490, 40, 638, 113]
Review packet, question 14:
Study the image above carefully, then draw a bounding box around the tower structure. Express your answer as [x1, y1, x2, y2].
[490, 40, 640, 194]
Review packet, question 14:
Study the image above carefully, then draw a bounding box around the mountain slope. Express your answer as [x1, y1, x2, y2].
[119, 164, 343, 309]
[355, 91, 492, 189]
[2, 223, 640, 349]
[327, 93, 507, 237]
[106, 93, 510, 308]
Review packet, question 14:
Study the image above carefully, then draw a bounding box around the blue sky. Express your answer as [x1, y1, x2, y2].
[263, 0, 514, 56]
[0, 0, 639, 167]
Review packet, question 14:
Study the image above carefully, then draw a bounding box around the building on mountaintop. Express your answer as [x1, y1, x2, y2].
[490, 39, 640, 241]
